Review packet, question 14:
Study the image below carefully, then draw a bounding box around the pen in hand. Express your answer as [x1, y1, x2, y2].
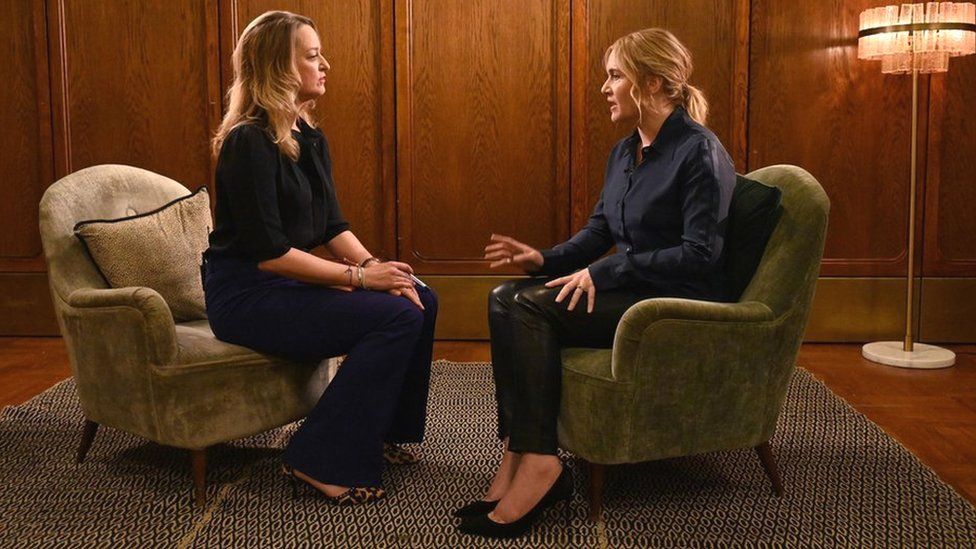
[340, 257, 428, 288]
[409, 273, 428, 289]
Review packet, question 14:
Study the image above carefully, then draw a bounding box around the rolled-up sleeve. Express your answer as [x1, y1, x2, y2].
[217, 126, 292, 261]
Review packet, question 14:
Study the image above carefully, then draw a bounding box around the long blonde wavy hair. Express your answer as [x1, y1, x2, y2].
[605, 28, 708, 126]
[212, 11, 317, 161]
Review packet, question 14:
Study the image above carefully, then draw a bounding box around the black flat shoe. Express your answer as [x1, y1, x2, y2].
[458, 465, 573, 539]
[452, 499, 499, 518]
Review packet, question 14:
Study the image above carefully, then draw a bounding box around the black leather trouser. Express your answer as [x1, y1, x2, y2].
[488, 278, 657, 455]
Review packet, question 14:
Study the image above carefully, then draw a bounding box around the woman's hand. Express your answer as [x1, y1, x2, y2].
[387, 285, 425, 310]
[362, 261, 415, 292]
[484, 234, 543, 272]
[545, 268, 597, 313]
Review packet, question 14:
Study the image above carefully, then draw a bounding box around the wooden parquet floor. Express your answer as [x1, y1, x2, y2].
[1, 338, 973, 504]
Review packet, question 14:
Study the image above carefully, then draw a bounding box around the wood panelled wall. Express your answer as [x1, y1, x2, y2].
[395, 0, 570, 274]
[2, 0, 975, 340]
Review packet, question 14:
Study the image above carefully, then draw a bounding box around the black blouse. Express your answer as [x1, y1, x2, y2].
[207, 118, 349, 262]
[538, 106, 735, 301]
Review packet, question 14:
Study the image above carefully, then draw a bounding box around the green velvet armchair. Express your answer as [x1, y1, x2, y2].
[39, 165, 331, 508]
[557, 165, 829, 521]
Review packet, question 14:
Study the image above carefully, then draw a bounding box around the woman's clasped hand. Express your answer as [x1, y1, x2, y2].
[366, 261, 425, 310]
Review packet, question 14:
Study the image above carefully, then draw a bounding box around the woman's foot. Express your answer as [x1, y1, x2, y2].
[489, 454, 562, 524]
[290, 467, 351, 497]
[458, 456, 573, 538]
[483, 449, 521, 501]
[453, 447, 521, 517]
[383, 443, 419, 465]
[283, 465, 386, 505]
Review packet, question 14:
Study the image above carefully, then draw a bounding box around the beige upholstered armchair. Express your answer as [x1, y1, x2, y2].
[39, 164, 330, 508]
[557, 165, 829, 521]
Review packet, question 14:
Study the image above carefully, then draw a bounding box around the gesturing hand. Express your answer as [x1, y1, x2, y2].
[483, 234, 544, 272]
[363, 261, 415, 292]
[545, 268, 597, 313]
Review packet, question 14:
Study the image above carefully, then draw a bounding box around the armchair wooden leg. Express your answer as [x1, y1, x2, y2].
[755, 442, 784, 496]
[76, 420, 99, 464]
[586, 461, 606, 523]
[191, 448, 207, 509]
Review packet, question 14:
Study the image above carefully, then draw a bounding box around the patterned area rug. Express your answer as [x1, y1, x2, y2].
[1, 361, 974, 548]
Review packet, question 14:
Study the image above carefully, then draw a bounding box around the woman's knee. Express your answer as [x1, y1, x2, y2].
[513, 284, 558, 310]
[489, 278, 537, 310]
[375, 294, 425, 334]
[419, 286, 439, 315]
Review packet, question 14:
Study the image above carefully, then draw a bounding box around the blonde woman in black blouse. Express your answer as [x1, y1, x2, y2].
[459, 28, 736, 538]
[204, 11, 437, 505]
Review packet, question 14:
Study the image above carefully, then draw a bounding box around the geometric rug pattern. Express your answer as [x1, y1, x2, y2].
[1, 361, 974, 547]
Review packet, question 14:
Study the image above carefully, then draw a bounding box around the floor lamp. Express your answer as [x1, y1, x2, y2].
[857, 2, 976, 369]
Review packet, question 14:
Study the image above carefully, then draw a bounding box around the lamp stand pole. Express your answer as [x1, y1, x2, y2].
[861, 64, 956, 369]
[904, 67, 919, 353]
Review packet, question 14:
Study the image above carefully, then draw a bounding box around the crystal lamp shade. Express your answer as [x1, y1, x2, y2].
[858, 2, 976, 73]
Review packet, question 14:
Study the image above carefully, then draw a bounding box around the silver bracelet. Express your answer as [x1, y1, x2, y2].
[358, 256, 380, 268]
[357, 266, 367, 290]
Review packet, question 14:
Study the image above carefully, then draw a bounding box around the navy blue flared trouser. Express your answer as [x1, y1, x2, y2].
[203, 253, 437, 487]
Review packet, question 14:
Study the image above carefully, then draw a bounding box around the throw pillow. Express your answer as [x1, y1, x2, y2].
[724, 175, 783, 301]
[74, 187, 210, 321]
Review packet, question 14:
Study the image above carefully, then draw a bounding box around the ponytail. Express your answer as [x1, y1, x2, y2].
[682, 83, 708, 126]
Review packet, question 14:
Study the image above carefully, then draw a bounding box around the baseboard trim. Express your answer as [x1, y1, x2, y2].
[5, 274, 974, 343]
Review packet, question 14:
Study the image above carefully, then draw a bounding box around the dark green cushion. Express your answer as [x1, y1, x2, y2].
[724, 175, 783, 301]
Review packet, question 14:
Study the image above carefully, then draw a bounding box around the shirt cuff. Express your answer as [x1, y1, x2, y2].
[587, 254, 627, 291]
[537, 248, 572, 277]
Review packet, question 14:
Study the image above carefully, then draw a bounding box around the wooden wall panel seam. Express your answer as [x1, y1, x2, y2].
[34, 0, 55, 258]
[380, 0, 398, 260]
[555, 0, 572, 241]
[570, 0, 590, 233]
[394, 0, 414, 263]
[49, 0, 71, 179]
[732, 0, 750, 172]
[205, 0, 222, 183]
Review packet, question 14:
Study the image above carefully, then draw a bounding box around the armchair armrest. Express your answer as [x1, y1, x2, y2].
[604, 298, 793, 449]
[66, 286, 178, 366]
[617, 298, 774, 334]
[611, 298, 775, 382]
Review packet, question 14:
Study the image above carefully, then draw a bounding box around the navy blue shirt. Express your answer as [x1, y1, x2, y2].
[539, 106, 735, 300]
[207, 117, 349, 262]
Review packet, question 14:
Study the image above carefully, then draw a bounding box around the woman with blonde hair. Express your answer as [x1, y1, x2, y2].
[204, 11, 437, 505]
[459, 28, 735, 537]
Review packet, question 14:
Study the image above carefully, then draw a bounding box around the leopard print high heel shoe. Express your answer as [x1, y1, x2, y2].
[282, 465, 386, 505]
[383, 443, 420, 465]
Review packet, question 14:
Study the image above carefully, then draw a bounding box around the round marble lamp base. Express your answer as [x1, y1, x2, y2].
[861, 341, 956, 369]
